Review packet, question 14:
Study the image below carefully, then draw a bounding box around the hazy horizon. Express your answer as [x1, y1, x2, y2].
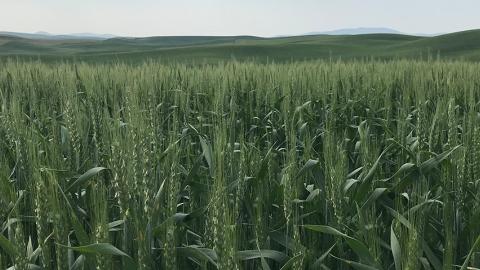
[1, 0, 479, 37]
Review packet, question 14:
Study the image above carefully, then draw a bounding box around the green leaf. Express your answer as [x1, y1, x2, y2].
[158, 138, 182, 162]
[2, 217, 37, 234]
[332, 255, 381, 270]
[363, 145, 393, 184]
[6, 190, 25, 218]
[357, 120, 368, 139]
[304, 225, 379, 267]
[344, 238, 378, 267]
[419, 257, 432, 270]
[294, 101, 311, 115]
[70, 255, 86, 270]
[108, 220, 125, 231]
[6, 264, 42, 270]
[296, 159, 319, 179]
[422, 241, 442, 270]
[347, 166, 364, 178]
[344, 178, 359, 193]
[383, 205, 441, 270]
[67, 167, 108, 191]
[269, 231, 306, 252]
[311, 243, 336, 269]
[236, 250, 288, 263]
[260, 257, 272, 270]
[177, 246, 218, 267]
[361, 188, 388, 209]
[0, 233, 18, 257]
[28, 246, 42, 263]
[153, 209, 206, 237]
[61, 243, 131, 258]
[355, 144, 393, 201]
[382, 205, 413, 230]
[460, 234, 480, 270]
[199, 136, 214, 176]
[108, 220, 125, 229]
[404, 199, 442, 216]
[391, 226, 402, 270]
[256, 147, 273, 181]
[26, 237, 33, 258]
[153, 180, 166, 207]
[56, 183, 89, 245]
[303, 225, 347, 238]
[293, 188, 320, 203]
[419, 146, 461, 174]
[280, 253, 303, 270]
[382, 163, 416, 182]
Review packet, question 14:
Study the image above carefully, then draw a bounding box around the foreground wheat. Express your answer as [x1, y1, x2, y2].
[0, 60, 479, 269]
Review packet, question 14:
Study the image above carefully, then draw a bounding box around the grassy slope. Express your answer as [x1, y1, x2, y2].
[0, 30, 479, 62]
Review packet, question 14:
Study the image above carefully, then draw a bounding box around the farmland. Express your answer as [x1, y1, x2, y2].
[1, 30, 480, 62]
[1, 60, 480, 270]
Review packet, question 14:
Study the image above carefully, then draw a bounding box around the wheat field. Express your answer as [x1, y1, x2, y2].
[0, 60, 479, 269]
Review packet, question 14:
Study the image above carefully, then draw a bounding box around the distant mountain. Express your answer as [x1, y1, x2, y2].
[0, 31, 116, 40]
[0, 31, 56, 40]
[303, 27, 444, 37]
[304, 27, 403, 36]
[68, 33, 117, 39]
[34, 31, 52, 36]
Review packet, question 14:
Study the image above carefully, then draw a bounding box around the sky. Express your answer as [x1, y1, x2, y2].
[1, 0, 479, 37]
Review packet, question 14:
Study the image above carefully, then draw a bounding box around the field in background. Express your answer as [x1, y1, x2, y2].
[1, 29, 480, 62]
[1, 60, 480, 269]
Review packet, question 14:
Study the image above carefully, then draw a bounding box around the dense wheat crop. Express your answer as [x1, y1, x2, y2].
[0, 60, 480, 270]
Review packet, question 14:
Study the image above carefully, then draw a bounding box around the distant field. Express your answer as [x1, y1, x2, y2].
[1, 30, 480, 62]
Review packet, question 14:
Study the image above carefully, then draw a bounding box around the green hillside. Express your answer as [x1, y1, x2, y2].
[1, 30, 479, 62]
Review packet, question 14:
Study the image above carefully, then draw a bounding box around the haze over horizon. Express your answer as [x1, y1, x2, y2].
[1, 0, 479, 37]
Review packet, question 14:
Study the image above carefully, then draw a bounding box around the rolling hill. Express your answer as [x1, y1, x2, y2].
[0, 29, 479, 62]
[304, 27, 403, 35]
[0, 31, 116, 40]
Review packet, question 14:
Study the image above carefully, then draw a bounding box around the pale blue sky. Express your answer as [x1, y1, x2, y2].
[1, 0, 479, 37]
